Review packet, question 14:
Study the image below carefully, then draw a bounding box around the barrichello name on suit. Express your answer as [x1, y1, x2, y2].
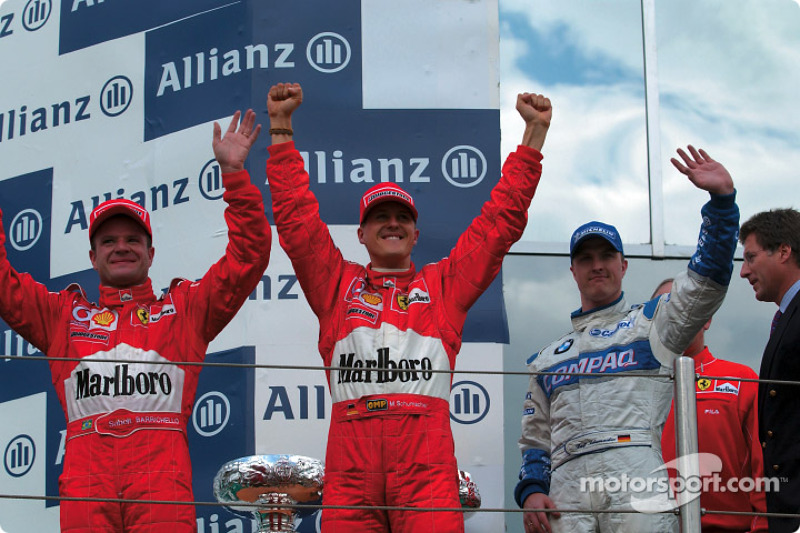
[337, 347, 433, 384]
[74, 363, 173, 399]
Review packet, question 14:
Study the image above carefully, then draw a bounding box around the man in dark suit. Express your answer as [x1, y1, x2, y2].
[740, 208, 800, 533]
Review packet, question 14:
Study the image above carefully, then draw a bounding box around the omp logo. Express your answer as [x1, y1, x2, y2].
[100, 75, 133, 117]
[306, 32, 350, 73]
[441, 145, 487, 188]
[22, 0, 51, 31]
[449, 380, 490, 424]
[4, 434, 35, 477]
[198, 159, 223, 200]
[192, 391, 230, 437]
[8, 208, 42, 251]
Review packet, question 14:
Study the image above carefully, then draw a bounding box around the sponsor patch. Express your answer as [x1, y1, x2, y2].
[397, 294, 409, 311]
[70, 330, 110, 343]
[366, 399, 389, 412]
[554, 339, 574, 355]
[697, 378, 712, 391]
[589, 317, 634, 338]
[523, 407, 535, 416]
[149, 304, 176, 323]
[91, 310, 116, 327]
[361, 293, 382, 306]
[136, 308, 150, 325]
[346, 306, 379, 323]
[539, 340, 661, 397]
[713, 381, 740, 395]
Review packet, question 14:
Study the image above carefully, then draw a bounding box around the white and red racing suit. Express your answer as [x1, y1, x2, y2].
[267, 141, 544, 533]
[0, 170, 270, 532]
[662, 348, 767, 532]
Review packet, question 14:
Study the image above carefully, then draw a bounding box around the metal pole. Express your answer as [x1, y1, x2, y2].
[673, 355, 701, 532]
[640, 0, 665, 258]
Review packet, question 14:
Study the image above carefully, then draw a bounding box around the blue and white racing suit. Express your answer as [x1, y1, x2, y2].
[515, 191, 739, 533]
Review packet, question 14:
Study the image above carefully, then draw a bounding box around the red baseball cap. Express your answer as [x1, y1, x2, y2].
[359, 183, 418, 224]
[89, 199, 152, 240]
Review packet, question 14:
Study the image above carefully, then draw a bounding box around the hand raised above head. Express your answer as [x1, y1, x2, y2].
[671, 145, 734, 196]
[212, 109, 262, 174]
[268, 82, 303, 122]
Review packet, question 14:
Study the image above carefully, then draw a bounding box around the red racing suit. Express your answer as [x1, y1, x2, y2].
[662, 348, 767, 532]
[0, 170, 270, 533]
[267, 141, 543, 533]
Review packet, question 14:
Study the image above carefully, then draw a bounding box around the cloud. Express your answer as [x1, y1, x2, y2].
[500, 0, 800, 246]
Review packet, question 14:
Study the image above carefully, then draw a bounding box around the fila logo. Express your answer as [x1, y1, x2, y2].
[306, 32, 351, 73]
[8, 208, 43, 251]
[441, 145, 487, 188]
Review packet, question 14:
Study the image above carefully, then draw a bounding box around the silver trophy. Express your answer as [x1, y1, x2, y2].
[458, 469, 481, 516]
[213, 454, 324, 533]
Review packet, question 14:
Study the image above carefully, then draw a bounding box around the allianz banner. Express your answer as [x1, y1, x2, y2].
[0, 1, 506, 531]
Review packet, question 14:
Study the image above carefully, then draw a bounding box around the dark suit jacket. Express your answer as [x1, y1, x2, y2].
[759, 289, 800, 533]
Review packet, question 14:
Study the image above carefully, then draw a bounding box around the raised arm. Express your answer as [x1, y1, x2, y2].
[670, 145, 734, 196]
[517, 92, 552, 151]
[187, 110, 270, 343]
[267, 82, 303, 145]
[212, 109, 262, 174]
[653, 145, 739, 355]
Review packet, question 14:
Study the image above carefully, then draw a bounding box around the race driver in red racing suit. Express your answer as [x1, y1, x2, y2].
[265, 82, 552, 533]
[0, 110, 270, 532]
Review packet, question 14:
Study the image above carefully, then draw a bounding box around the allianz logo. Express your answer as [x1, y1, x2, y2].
[192, 391, 231, 437]
[296, 145, 487, 189]
[450, 380, 490, 424]
[0, 0, 52, 40]
[8, 208, 43, 251]
[4, 434, 36, 478]
[156, 32, 352, 96]
[0, 74, 133, 145]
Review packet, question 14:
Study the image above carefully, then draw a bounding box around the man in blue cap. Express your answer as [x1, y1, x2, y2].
[515, 146, 740, 533]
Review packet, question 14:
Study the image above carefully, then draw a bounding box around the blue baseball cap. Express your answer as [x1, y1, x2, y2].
[570, 221, 624, 258]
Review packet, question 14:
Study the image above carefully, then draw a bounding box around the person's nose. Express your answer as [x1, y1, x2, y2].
[740, 261, 749, 278]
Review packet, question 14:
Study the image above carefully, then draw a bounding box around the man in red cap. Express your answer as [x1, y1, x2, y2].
[265, 82, 552, 533]
[0, 110, 270, 532]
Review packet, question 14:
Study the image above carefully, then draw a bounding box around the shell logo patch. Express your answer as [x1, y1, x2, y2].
[92, 310, 116, 327]
[136, 308, 150, 325]
[361, 293, 382, 306]
[697, 377, 712, 391]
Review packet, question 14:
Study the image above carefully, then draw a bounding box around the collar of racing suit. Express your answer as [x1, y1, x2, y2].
[570, 293, 628, 332]
[692, 346, 715, 373]
[365, 263, 416, 291]
[98, 278, 157, 308]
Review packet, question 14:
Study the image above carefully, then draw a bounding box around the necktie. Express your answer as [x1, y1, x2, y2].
[771, 309, 783, 336]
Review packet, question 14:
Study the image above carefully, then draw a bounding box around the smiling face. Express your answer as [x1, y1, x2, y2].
[357, 201, 419, 270]
[570, 237, 628, 311]
[89, 215, 154, 288]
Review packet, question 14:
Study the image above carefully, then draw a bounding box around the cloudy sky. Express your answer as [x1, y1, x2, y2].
[496, 5, 796, 518]
[495, 0, 798, 370]
[498, 0, 800, 246]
